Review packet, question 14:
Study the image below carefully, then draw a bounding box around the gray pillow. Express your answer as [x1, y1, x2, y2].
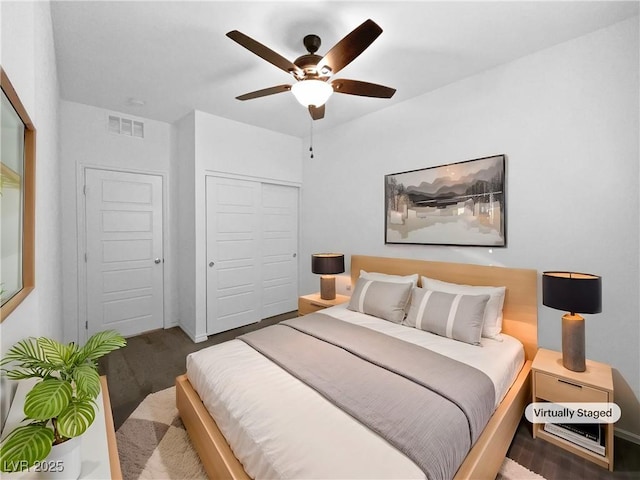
[421, 276, 506, 340]
[406, 287, 489, 345]
[347, 278, 413, 323]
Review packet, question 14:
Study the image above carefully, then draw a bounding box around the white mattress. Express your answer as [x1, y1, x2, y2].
[186, 305, 525, 479]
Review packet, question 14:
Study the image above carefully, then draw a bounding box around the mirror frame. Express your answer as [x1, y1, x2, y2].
[1, 67, 36, 322]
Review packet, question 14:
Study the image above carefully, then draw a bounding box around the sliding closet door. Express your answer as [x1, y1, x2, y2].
[206, 176, 262, 334]
[206, 176, 299, 335]
[261, 183, 298, 318]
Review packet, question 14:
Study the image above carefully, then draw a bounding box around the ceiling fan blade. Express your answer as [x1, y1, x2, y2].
[227, 30, 302, 77]
[332, 79, 396, 98]
[309, 104, 325, 120]
[316, 19, 382, 76]
[236, 84, 292, 101]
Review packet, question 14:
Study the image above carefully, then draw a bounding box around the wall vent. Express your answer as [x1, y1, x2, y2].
[108, 115, 144, 139]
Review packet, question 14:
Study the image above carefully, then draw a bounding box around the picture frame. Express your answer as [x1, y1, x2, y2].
[385, 155, 506, 247]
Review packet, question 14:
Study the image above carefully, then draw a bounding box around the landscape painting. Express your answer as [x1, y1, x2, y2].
[385, 155, 506, 246]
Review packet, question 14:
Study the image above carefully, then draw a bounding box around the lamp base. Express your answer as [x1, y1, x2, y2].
[562, 313, 586, 372]
[320, 275, 336, 300]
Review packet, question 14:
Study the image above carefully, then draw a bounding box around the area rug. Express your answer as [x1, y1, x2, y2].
[117, 387, 546, 480]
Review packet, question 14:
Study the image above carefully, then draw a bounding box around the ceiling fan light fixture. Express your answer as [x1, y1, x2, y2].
[291, 79, 333, 107]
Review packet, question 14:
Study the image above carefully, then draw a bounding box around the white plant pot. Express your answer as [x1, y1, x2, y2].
[39, 436, 81, 480]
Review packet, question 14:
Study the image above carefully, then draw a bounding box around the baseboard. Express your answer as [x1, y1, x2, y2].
[615, 427, 640, 445]
[178, 323, 208, 343]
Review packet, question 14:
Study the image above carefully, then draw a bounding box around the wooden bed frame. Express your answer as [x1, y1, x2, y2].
[176, 255, 538, 480]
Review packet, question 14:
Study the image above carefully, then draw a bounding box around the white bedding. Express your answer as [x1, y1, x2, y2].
[186, 305, 525, 479]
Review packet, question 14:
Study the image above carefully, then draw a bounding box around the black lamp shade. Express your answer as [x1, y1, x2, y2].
[311, 254, 345, 275]
[542, 271, 602, 314]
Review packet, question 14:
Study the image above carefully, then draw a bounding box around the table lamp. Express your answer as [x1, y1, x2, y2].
[542, 271, 602, 372]
[311, 253, 345, 300]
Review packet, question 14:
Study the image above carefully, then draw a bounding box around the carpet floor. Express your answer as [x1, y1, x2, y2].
[117, 387, 546, 480]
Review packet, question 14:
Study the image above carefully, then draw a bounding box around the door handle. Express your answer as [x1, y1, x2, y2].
[154, 258, 162, 264]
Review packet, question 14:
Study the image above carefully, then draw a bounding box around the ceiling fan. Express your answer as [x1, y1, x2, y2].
[227, 19, 396, 120]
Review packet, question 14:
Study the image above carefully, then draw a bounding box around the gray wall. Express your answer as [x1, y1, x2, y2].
[0, 1, 62, 429]
[300, 18, 640, 437]
[175, 111, 302, 341]
[59, 100, 175, 343]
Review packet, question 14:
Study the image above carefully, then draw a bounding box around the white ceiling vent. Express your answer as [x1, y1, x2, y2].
[108, 114, 144, 139]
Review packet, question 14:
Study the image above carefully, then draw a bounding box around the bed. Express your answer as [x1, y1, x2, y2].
[176, 255, 538, 479]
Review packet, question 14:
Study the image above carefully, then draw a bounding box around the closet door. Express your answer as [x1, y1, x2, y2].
[206, 176, 261, 334]
[261, 184, 298, 318]
[206, 176, 299, 335]
[84, 168, 164, 338]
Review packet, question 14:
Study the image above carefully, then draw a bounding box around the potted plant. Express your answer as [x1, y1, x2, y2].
[0, 330, 126, 477]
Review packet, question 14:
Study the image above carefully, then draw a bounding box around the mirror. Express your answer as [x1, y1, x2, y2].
[1, 68, 35, 321]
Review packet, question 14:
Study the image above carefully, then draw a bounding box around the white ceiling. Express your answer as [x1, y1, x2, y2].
[50, 1, 639, 138]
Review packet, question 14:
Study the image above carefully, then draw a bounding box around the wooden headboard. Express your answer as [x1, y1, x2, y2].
[350, 255, 538, 361]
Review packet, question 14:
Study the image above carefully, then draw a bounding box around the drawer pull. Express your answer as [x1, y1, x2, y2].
[310, 302, 326, 308]
[557, 379, 583, 389]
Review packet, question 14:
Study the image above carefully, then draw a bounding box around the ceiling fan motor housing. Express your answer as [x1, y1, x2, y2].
[292, 34, 332, 79]
[293, 53, 325, 78]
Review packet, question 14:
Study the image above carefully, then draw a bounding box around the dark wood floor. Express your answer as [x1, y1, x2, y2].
[99, 314, 640, 480]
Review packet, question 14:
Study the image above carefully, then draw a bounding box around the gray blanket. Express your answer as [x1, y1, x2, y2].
[238, 313, 495, 480]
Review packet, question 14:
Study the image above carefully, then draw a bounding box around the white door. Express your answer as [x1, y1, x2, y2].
[206, 176, 262, 334]
[261, 183, 298, 318]
[84, 168, 164, 338]
[206, 177, 299, 335]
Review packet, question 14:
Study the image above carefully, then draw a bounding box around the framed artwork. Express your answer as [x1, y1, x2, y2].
[1, 68, 36, 321]
[385, 155, 506, 247]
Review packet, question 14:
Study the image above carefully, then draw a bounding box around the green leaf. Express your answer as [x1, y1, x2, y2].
[2, 369, 49, 380]
[0, 425, 54, 472]
[78, 330, 126, 361]
[72, 364, 101, 400]
[66, 342, 80, 363]
[0, 338, 47, 367]
[0, 339, 55, 381]
[37, 338, 72, 366]
[56, 400, 95, 438]
[24, 379, 72, 421]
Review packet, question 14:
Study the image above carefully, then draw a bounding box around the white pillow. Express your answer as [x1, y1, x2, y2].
[360, 270, 419, 287]
[420, 276, 506, 340]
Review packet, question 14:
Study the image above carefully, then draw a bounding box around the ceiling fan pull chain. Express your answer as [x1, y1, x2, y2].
[309, 119, 314, 159]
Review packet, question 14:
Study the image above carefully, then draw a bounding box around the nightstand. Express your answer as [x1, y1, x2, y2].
[298, 293, 350, 316]
[532, 348, 614, 471]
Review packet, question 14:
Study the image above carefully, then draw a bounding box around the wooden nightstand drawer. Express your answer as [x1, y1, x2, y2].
[298, 293, 350, 316]
[535, 371, 609, 403]
[299, 299, 327, 315]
